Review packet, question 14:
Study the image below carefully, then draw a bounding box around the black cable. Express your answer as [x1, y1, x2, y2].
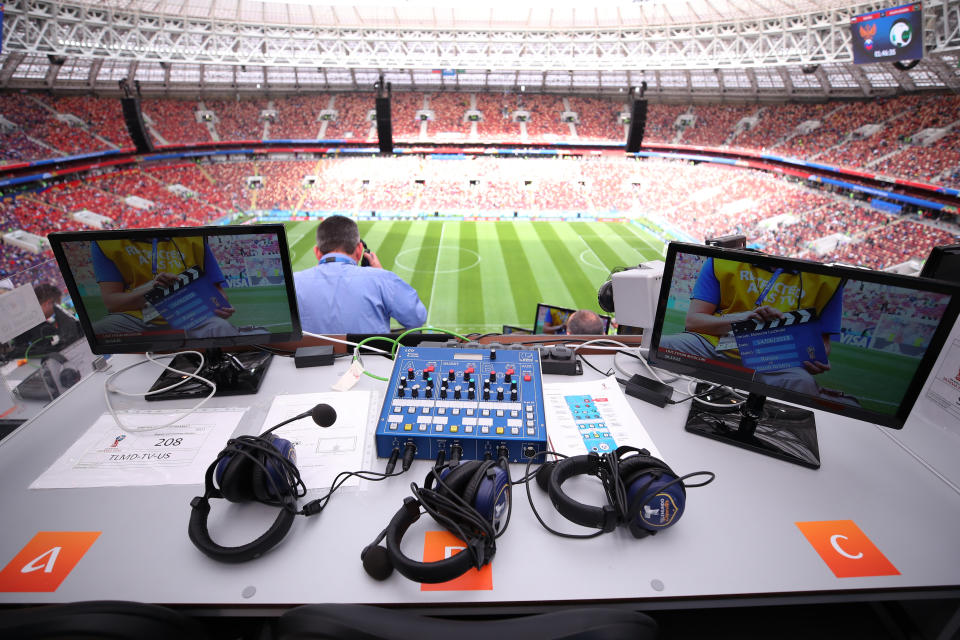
[301, 465, 408, 516]
[522, 450, 605, 540]
[578, 353, 613, 377]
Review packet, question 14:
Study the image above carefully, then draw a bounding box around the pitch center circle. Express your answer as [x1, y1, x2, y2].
[393, 246, 482, 274]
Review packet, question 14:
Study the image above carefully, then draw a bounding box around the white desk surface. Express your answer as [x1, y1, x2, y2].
[1, 349, 959, 610]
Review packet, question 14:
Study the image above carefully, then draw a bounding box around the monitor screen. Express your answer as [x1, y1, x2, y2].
[48, 224, 301, 355]
[850, 2, 922, 65]
[533, 304, 611, 335]
[648, 243, 960, 466]
[502, 325, 533, 335]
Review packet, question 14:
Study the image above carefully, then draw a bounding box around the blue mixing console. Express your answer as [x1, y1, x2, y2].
[374, 346, 548, 463]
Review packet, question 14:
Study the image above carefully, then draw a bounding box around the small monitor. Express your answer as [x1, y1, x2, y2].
[648, 242, 960, 469]
[533, 303, 611, 335]
[502, 325, 533, 335]
[48, 224, 301, 400]
[920, 244, 960, 282]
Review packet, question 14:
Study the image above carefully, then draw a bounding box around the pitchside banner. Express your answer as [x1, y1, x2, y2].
[850, 2, 923, 65]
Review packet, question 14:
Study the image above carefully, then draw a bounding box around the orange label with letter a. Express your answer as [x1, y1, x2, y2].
[0, 532, 101, 592]
[796, 520, 899, 578]
[419, 530, 493, 591]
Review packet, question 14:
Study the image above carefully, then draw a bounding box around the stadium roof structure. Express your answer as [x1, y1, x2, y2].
[1, 0, 959, 99]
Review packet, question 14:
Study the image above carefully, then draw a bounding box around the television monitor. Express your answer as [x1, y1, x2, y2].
[648, 242, 960, 469]
[502, 325, 533, 335]
[48, 224, 301, 400]
[850, 2, 923, 65]
[533, 304, 611, 335]
[920, 244, 960, 282]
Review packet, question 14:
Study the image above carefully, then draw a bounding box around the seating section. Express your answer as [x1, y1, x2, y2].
[2, 92, 959, 279]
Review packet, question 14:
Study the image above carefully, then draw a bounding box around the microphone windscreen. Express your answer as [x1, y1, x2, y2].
[310, 403, 337, 427]
[361, 545, 393, 581]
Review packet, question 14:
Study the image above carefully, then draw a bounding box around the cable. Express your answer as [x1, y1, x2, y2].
[301, 331, 393, 356]
[103, 351, 217, 433]
[522, 450, 605, 540]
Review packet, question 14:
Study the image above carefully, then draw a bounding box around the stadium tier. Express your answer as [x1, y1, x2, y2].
[2, 91, 959, 188]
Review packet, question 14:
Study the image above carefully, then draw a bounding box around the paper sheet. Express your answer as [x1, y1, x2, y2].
[30, 408, 246, 489]
[543, 375, 661, 458]
[922, 338, 960, 424]
[260, 391, 372, 490]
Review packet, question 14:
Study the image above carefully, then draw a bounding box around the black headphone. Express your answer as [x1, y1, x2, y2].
[188, 403, 337, 563]
[532, 447, 714, 539]
[361, 460, 510, 584]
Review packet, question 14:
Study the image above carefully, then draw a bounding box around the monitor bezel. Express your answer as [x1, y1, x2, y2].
[48, 224, 302, 355]
[647, 242, 960, 429]
[533, 303, 611, 335]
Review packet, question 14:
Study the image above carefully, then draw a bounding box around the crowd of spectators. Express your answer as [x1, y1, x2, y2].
[522, 94, 569, 140]
[205, 99, 267, 141]
[271, 95, 329, 139]
[140, 99, 211, 145]
[568, 97, 627, 142]
[426, 93, 472, 138]
[4, 91, 958, 188]
[390, 93, 425, 141]
[473, 93, 521, 140]
[680, 104, 758, 147]
[0, 93, 105, 157]
[42, 95, 133, 148]
[324, 93, 375, 140]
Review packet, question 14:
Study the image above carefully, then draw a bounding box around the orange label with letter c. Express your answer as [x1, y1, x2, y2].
[796, 520, 899, 578]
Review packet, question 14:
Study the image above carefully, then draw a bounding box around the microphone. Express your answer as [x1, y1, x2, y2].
[262, 403, 337, 436]
[360, 528, 393, 580]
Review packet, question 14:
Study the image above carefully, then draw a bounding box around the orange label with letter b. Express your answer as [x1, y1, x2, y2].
[419, 530, 493, 592]
[796, 520, 899, 578]
[0, 532, 101, 592]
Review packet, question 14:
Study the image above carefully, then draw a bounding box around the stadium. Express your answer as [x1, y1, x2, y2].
[3, 1, 960, 634]
[1, 0, 959, 334]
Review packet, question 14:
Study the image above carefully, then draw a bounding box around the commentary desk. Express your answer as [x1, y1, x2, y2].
[1, 340, 959, 619]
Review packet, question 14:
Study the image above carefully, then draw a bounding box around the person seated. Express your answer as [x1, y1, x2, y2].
[294, 215, 426, 334]
[4, 283, 83, 359]
[566, 309, 607, 335]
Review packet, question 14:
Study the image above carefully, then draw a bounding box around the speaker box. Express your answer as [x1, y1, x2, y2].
[625, 99, 648, 153]
[375, 97, 393, 154]
[120, 97, 155, 154]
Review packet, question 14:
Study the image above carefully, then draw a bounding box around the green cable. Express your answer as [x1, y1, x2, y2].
[22, 337, 49, 364]
[353, 335, 398, 382]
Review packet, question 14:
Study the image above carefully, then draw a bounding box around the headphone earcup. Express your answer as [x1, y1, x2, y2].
[251, 436, 296, 502]
[470, 464, 509, 525]
[437, 460, 482, 500]
[216, 454, 255, 503]
[535, 462, 555, 492]
[598, 278, 615, 313]
[619, 455, 685, 536]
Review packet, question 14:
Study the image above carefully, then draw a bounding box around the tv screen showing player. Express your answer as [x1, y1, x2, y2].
[48, 224, 301, 354]
[649, 242, 960, 430]
[533, 304, 611, 335]
[850, 2, 923, 65]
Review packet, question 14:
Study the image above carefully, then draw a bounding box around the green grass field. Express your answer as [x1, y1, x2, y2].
[284, 220, 666, 333]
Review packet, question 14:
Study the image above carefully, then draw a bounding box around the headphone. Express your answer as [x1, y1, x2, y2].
[361, 460, 510, 584]
[532, 447, 714, 539]
[188, 403, 337, 563]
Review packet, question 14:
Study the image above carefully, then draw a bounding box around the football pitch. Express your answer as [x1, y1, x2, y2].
[283, 219, 666, 334]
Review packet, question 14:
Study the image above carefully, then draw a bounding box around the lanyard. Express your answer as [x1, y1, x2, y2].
[754, 268, 784, 306]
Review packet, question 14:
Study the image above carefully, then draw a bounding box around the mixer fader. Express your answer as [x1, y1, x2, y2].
[374, 346, 548, 463]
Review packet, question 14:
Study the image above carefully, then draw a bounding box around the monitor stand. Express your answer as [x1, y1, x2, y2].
[684, 383, 820, 469]
[145, 348, 273, 401]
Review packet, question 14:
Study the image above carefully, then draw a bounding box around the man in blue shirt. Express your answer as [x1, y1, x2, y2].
[294, 216, 426, 334]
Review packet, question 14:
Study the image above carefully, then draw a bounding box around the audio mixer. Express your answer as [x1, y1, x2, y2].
[374, 346, 547, 463]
